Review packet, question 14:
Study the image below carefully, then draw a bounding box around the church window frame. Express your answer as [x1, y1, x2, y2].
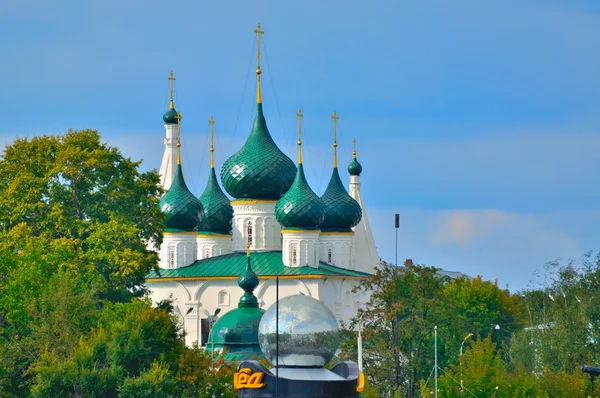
[247, 221, 253, 246]
[328, 248, 332, 264]
[168, 245, 176, 269]
[218, 290, 230, 306]
[292, 245, 298, 266]
[203, 246, 211, 259]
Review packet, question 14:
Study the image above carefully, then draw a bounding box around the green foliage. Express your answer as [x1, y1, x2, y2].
[346, 262, 526, 398]
[0, 131, 234, 397]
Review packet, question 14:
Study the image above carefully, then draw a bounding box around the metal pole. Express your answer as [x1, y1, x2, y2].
[434, 325, 438, 398]
[394, 214, 399, 266]
[358, 323, 363, 371]
[276, 275, 279, 397]
[211, 317, 215, 362]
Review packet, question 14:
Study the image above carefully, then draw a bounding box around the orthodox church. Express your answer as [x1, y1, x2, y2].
[145, 25, 380, 350]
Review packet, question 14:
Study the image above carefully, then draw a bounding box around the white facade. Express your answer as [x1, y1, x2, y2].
[231, 201, 282, 252]
[159, 123, 179, 190]
[196, 233, 232, 260]
[149, 277, 368, 347]
[350, 174, 380, 274]
[161, 232, 197, 269]
[319, 232, 355, 269]
[282, 229, 320, 268]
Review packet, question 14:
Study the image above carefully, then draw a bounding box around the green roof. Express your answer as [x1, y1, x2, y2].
[163, 107, 179, 124]
[348, 156, 363, 176]
[146, 251, 371, 279]
[159, 164, 203, 231]
[320, 167, 362, 232]
[220, 103, 296, 200]
[274, 164, 326, 229]
[198, 167, 233, 234]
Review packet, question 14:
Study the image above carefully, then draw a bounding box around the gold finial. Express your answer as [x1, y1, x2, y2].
[296, 108, 303, 164]
[254, 23, 264, 104]
[209, 116, 215, 168]
[246, 243, 251, 257]
[175, 112, 182, 164]
[331, 111, 339, 168]
[353, 137, 357, 159]
[168, 70, 176, 109]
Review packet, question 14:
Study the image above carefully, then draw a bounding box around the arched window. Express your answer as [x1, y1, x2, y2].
[247, 221, 253, 246]
[328, 248, 332, 264]
[203, 246, 211, 259]
[169, 246, 176, 268]
[292, 246, 298, 266]
[218, 290, 230, 306]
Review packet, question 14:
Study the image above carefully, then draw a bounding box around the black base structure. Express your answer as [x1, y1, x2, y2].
[235, 360, 362, 398]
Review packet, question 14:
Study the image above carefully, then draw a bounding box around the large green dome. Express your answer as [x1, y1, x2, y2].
[163, 107, 179, 125]
[198, 168, 233, 234]
[275, 164, 326, 229]
[207, 252, 264, 361]
[159, 164, 203, 231]
[220, 104, 296, 199]
[320, 167, 362, 232]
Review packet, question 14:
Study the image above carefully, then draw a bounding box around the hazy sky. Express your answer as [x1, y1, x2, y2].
[2, 0, 600, 291]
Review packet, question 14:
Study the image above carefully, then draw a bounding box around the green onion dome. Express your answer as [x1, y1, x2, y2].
[198, 168, 233, 234]
[163, 107, 179, 125]
[275, 164, 326, 229]
[320, 167, 362, 232]
[159, 164, 204, 231]
[220, 104, 296, 199]
[207, 253, 264, 361]
[348, 157, 363, 176]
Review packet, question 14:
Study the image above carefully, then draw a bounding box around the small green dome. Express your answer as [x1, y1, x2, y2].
[163, 107, 179, 125]
[320, 167, 362, 232]
[221, 104, 296, 199]
[207, 254, 264, 361]
[348, 157, 362, 176]
[159, 164, 203, 231]
[198, 168, 233, 234]
[275, 164, 326, 229]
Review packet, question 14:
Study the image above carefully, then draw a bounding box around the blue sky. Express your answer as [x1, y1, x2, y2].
[2, 0, 600, 291]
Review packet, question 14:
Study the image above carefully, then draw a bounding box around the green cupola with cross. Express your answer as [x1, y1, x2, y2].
[220, 23, 296, 200]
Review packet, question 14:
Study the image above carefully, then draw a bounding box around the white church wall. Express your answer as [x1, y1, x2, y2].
[281, 230, 320, 268]
[160, 232, 197, 269]
[319, 233, 354, 269]
[159, 123, 179, 190]
[231, 201, 282, 252]
[196, 234, 232, 260]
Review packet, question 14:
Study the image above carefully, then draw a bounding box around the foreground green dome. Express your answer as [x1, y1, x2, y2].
[163, 107, 179, 125]
[198, 168, 233, 234]
[159, 164, 203, 231]
[320, 167, 362, 232]
[275, 164, 326, 229]
[207, 252, 264, 361]
[348, 157, 362, 176]
[220, 104, 296, 199]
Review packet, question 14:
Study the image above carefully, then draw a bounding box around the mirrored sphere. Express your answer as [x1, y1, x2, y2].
[258, 294, 340, 367]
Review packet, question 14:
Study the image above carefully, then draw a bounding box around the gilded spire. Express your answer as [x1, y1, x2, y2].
[353, 137, 357, 159]
[168, 70, 176, 109]
[209, 116, 215, 168]
[296, 108, 303, 164]
[331, 111, 339, 168]
[176, 112, 182, 164]
[254, 23, 264, 104]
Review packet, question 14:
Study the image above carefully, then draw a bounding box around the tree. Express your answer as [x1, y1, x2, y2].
[345, 262, 526, 397]
[349, 261, 450, 397]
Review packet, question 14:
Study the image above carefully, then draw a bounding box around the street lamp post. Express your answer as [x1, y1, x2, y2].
[460, 333, 473, 356]
[203, 308, 221, 362]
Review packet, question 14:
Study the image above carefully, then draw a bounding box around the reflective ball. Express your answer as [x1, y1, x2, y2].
[258, 294, 340, 367]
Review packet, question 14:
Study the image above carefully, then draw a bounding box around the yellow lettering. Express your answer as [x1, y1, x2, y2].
[234, 368, 266, 391]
